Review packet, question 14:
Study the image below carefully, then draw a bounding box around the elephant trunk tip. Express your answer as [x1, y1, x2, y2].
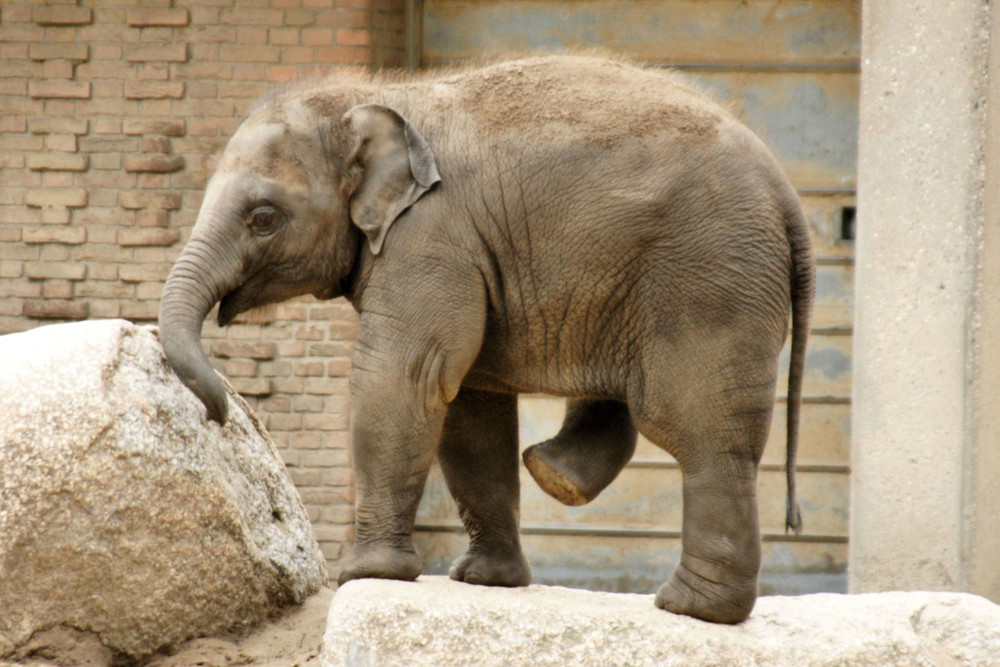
[159, 320, 232, 426]
[186, 376, 230, 426]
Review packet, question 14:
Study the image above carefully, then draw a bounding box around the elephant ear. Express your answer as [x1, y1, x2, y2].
[342, 104, 441, 255]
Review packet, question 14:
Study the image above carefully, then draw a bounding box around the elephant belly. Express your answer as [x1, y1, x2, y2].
[462, 335, 631, 401]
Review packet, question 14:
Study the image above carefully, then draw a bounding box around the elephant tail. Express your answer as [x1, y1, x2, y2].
[784, 200, 815, 535]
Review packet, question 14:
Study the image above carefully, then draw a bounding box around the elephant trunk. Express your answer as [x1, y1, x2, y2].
[158, 235, 240, 425]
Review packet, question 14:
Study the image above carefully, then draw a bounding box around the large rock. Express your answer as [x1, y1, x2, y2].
[0, 319, 327, 662]
[323, 577, 1000, 666]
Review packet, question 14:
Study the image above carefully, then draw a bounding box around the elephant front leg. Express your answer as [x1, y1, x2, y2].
[438, 388, 530, 587]
[336, 377, 443, 585]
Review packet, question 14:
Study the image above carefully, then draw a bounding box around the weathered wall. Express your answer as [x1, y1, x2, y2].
[851, 0, 1000, 602]
[0, 0, 406, 574]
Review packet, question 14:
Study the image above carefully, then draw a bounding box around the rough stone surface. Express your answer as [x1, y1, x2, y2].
[323, 577, 1000, 667]
[0, 319, 327, 661]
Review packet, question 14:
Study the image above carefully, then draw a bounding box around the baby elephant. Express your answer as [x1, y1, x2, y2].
[159, 55, 814, 624]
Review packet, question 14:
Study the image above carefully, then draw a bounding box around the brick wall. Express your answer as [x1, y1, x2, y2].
[0, 0, 407, 575]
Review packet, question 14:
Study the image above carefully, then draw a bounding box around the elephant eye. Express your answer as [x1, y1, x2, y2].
[247, 206, 284, 237]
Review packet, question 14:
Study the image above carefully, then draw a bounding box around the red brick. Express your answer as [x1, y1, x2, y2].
[213, 340, 278, 360]
[316, 46, 371, 64]
[139, 63, 170, 82]
[300, 449, 351, 469]
[140, 136, 172, 153]
[124, 154, 184, 173]
[39, 208, 71, 224]
[224, 359, 259, 377]
[25, 300, 88, 320]
[0, 116, 27, 133]
[230, 377, 273, 396]
[25, 189, 87, 208]
[118, 229, 180, 247]
[137, 210, 170, 227]
[0, 155, 25, 170]
[28, 80, 91, 99]
[220, 46, 282, 63]
[287, 469, 323, 487]
[316, 9, 370, 28]
[294, 360, 326, 377]
[284, 10, 317, 27]
[119, 191, 182, 210]
[336, 28, 370, 46]
[135, 282, 164, 300]
[92, 44, 122, 61]
[304, 377, 348, 395]
[122, 119, 186, 137]
[119, 263, 171, 283]
[237, 27, 268, 45]
[124, 80, 185, 99]
[302, 28, 333, 46]
[33, 6, 93, 26]
[29, 43, 89, 62]
[303, 413, 348, 431]
[269, 28, 299, 45]
[125, 44, 188, 63]
[221, 8, 284, 26]
[42, 61, 74, 80]
[3, 6, 33, 22]
[26, 262, 87, 281]
[126, 8, 190, 27]
[44, 134, 77, 152]
[120, 301, 159, 322]
[23, 227, 86, 245]
[328, 320, 358, 340]
[27, 153, 89, 172]
[42, 281, 74, 299]
[327, 358, 351, 376]
[268, 66, 299, 82]
[31, 118, 88, 136]
[292, 431, 323, 449]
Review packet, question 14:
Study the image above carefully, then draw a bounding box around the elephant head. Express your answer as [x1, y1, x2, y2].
[159, 95, 441, 424]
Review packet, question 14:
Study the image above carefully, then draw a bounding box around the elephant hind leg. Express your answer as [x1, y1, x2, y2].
[632, 336, 779, 623]
[522, 399, 637, 506]
[439, 388, 531, 587]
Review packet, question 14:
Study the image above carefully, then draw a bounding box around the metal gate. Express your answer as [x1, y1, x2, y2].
[412, 0, 858, 595]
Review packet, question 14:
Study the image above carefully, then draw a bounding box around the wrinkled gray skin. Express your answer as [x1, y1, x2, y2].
[159, 56, 814, 624]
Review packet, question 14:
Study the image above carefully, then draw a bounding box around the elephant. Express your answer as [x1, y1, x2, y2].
[159, 55, 815, 624]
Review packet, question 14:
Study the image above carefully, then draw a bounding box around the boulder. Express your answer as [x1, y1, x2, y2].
[323, 577, 1000, 667]
[0, 319, 327, 662]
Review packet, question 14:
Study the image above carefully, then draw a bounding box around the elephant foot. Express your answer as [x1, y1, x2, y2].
[522, 399, 637, 506]
[523, 441, 593, 506]
[449, 548, 531, 587]
[654, 558, 758, 624]
[337, 543, 422, 586]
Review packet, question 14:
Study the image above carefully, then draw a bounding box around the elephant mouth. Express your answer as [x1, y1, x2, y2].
[217, 288, 246, 327]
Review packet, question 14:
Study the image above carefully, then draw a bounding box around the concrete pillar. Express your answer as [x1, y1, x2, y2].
[851, 0, 1000, 601]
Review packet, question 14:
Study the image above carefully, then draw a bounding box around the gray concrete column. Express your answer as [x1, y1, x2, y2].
[851, 0, 1000, 601]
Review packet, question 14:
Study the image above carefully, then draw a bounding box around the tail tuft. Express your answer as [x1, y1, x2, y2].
[785, 497, 802, 535]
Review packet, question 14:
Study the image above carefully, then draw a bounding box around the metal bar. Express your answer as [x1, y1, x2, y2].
[405, 0, 423, 72]
[811, 326, 854, 336]
[653, 62, 861, 74]
[624, 459, 851, 475]
[415, 521, 848, 544]
[816, 256, 855, 267]
[796, 187, 857, 197]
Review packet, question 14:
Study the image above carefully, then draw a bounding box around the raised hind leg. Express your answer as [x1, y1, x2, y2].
[633, 337, 779, 623]
[438, 387, 531, 587]
[522, 399, 637, 505]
